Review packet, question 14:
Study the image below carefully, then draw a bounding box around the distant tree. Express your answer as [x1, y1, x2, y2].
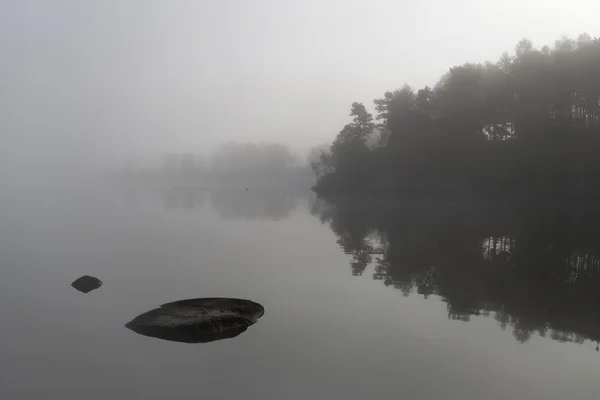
[415, 86, 434, 112]
[328, 102, 375, 174]
[554, 35, 576, 52]
[374, 84, 416, 130]
[350, 102, 376, 135]
[306, 143, 330, 166]
[497, 51, 513, 72]
[515, 38, 534, 57]
[309, 147, 334, 179]
[434, 63, 487, 139]
[576, 33, 593, 48]
[374, 84, 431, 153]
[211, 142, 295, 173]
[260, 143, 296, 170]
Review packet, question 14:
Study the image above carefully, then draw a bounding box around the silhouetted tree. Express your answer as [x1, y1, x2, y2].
[313, 33, 600, 196]
[308, 144, 334, 179]
[330, 102, 375, 168]
[211, 142, 295, 174]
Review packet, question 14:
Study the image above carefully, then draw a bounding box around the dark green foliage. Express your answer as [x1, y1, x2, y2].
[313, 34, 600, 195]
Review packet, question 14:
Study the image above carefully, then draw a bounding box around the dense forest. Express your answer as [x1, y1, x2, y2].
[311, 196, 600, 349]
[312, 34, 600, 196]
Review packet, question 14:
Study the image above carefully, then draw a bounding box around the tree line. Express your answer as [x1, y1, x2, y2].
[312, 34, 600, 195]
[120, 142, 313, 189]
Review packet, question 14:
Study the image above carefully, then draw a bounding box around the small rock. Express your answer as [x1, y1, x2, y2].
[125, 298, 264, 343]
[71, 275, 103, 293]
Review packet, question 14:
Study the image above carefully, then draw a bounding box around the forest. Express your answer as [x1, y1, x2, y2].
[312, 34, 600, 196]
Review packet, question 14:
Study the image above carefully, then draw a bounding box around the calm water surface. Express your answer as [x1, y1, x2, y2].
[1, 183, 599, 399]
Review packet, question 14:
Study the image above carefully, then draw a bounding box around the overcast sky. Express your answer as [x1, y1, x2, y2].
[1, 0, 598, 169]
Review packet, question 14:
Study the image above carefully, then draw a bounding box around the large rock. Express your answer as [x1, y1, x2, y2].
[125, 298, 264, 343]
[71, 275, 103, 293]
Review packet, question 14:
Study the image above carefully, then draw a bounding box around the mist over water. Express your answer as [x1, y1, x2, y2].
[2, 185, 600, 399]
[2, 1, 600, 399]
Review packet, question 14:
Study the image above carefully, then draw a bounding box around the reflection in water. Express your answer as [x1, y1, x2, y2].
[481, 236, 514, 264]
[164, 186, 207, 210]
[312, 196, 600, 350]
[125, 298, 265, 344]
[210, 187, 304, 221]
[122, 185, 311, 220]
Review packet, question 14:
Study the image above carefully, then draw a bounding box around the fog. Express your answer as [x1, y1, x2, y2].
[1, 0, 598, 182]
[4, 3, 600, 399]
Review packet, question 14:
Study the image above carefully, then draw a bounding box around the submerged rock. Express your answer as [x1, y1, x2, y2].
[71, 275, 103, 293]
[125, 298, 264, 343]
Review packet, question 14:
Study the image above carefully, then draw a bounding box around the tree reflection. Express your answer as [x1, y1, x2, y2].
[210, 187, 302, 221]
[160, 185, 310, 220]
[164, 186, 207, 210]
[312, 196, 600, 349]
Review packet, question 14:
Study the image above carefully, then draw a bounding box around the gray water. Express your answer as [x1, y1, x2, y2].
[1, 183, 599, 400]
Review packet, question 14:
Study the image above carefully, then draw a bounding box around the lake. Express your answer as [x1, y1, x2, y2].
[1, 182, 599, 399]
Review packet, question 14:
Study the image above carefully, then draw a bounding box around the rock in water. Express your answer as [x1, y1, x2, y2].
[71, 275, 103, 293]
[125, 298, 265, 343]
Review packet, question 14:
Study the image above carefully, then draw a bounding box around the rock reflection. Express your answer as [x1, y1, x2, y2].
[312, 196, 600, 349]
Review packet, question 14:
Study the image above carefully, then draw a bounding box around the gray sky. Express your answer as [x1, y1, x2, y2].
[1, 0, 598, 169]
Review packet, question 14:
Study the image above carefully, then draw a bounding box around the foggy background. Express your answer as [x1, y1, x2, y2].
[1, 0, 599, 181]
[3, 3, 600, 399]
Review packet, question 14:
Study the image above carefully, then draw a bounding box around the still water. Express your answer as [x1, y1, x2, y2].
[1, 183, 600, 399]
